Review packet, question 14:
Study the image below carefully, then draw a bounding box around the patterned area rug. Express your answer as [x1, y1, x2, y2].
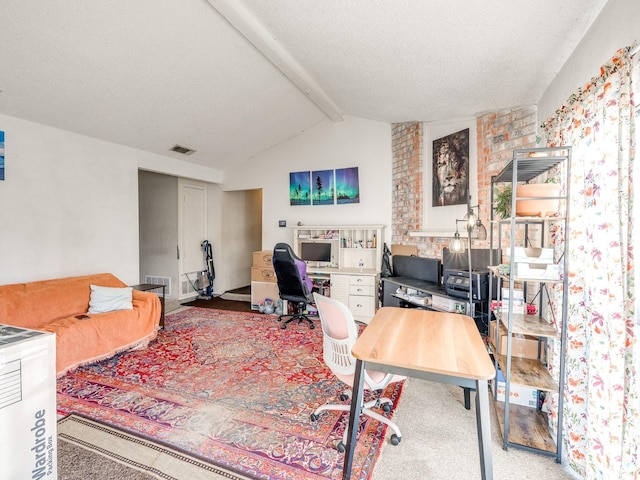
[58, 413, 253, 480]
[56, 308, 403, 480]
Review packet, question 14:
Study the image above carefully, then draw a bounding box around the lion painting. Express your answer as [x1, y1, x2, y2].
[432, 129, 469, 207]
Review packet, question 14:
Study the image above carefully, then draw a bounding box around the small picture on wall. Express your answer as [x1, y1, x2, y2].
[312, 169, 335, 205]
[289, 171, 311, 206]
[0, 131, 4, 181]
[432, 128, 469, 207]
[335, 167, 360, 204]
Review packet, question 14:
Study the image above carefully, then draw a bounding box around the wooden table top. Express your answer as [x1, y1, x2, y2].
[352, 307, 496, 381]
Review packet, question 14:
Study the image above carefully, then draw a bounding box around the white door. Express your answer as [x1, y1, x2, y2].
[178, 180, 207, 299]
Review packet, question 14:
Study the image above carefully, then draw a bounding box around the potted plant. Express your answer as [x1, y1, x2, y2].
[494, 187, 512, 219]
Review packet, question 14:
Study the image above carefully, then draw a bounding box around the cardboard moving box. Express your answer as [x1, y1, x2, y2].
[251, 267, 277, 283]
[0, 325, 57, 479]
[252, 250, 274, 268]
[489, 320, 540, 359]
[493, 367, 540, 408]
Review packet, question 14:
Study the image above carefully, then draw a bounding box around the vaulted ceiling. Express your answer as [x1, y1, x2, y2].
[0, 1, 609, 173]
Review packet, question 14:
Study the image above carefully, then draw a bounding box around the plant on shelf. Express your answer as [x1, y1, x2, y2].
[494, 186, 512, 219]
[494, 176, 562, 219]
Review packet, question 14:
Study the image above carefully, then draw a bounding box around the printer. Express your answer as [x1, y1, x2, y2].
[444, 269, 490, 301]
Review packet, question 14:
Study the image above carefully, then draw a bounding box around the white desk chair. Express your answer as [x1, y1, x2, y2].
[311, 292, 404, 451]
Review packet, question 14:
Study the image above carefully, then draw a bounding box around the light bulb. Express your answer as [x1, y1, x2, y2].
[464, 209, 478, 230]
[448, 232, 465, 253]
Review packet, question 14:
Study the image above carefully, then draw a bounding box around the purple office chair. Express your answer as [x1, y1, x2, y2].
[272, 243, 316, 329]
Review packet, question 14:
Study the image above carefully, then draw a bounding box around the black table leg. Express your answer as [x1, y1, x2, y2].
[342, 358, 365, 480]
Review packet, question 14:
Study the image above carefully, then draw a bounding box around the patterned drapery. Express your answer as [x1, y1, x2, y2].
[541, 47, 639, 479]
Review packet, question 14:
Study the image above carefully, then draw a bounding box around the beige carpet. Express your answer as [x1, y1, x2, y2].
[372, 378, 580, 480]
[57, 414, 253, 480]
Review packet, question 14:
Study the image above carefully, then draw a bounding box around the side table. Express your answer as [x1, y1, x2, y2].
[130, 283, 165, 329]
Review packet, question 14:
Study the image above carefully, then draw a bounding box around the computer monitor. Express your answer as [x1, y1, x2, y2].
[300, 241, 332, 264]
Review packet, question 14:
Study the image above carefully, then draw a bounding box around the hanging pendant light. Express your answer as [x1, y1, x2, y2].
[463, 208, 478, 230]
[474, 219, 487, 240]
[448, 229, 465, 253]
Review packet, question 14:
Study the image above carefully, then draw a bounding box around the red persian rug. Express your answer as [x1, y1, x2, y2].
[56, 308, 404, 480]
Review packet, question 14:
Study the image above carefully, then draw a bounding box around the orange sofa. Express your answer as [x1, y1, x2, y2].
[0, 273, 161, 377]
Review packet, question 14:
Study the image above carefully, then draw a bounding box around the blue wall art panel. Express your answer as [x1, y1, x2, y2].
[311, 169, 334, 205]
[335, 167, 359, 204]
[289, 171, 311, 206]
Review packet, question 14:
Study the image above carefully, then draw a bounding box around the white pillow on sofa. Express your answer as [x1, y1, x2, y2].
[88, 285, 133, 314]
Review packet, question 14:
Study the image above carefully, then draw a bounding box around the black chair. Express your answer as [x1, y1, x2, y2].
[272, 243, 316, 329]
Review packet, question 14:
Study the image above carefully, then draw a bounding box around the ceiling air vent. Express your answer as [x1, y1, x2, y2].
[170, 144, 196, 155]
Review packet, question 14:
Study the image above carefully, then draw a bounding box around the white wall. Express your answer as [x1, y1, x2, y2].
[223, 116, 393, 250]
[0, 114, 222, 286]
[538, 0, 640, 122]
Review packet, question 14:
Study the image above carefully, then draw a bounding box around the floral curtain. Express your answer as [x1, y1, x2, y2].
[541, 47, 639, 479]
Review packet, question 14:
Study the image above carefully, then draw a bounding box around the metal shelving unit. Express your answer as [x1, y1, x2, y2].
[488, 146, 571, 461]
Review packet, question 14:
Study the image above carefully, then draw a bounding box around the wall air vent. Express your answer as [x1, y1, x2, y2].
[170, 144, 196, 155]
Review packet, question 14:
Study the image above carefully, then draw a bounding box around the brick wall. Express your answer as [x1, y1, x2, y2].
[391, 106, 538, 255]
[391, 122, 423, 250]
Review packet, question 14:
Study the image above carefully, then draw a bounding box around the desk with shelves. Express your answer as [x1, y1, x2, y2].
[293, 225, 384, 324]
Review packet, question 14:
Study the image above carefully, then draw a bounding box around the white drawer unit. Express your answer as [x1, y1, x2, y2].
[348, 294, 376, 321]
[347, 273, 378, 324]
[327, 272, 378, 324]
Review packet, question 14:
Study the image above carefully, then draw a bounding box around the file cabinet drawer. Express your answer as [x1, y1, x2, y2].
[349, 284, 374, 296]
[349, 275, 374, 287]
[348, 295, 375, 319]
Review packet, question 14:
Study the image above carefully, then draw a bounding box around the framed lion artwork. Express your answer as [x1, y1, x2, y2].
[432, 128, 469, 207]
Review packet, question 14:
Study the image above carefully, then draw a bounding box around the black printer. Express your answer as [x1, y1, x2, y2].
[444, 269, 490, 301]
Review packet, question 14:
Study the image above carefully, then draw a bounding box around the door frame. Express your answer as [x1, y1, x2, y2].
[178, 179, 208, 300]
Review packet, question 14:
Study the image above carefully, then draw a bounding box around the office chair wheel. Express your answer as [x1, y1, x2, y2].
[382, 403, 392, 413]
[336, 441, 346, 453]
[390, 434, 401, 446]
[309, 323, 315, 329]
[310, 413, 320, 422]
[339, 394, 349, 401]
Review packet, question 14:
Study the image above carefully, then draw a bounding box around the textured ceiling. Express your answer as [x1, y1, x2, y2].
[0, 0, 609, 173]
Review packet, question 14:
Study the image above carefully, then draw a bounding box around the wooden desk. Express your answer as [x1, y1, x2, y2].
[342, 307, 496, 480]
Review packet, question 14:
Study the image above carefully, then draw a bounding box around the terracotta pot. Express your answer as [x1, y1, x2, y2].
[515, 184, 561, 217]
